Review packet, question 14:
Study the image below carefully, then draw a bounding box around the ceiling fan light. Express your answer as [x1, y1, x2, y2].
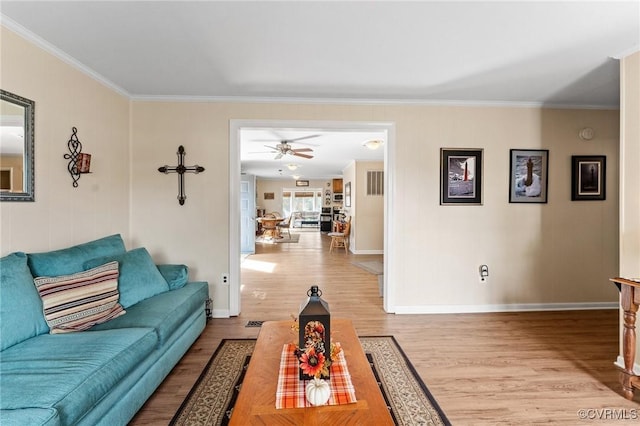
[287, 163, 299, 170]
[292, 174, 301, 180]
[363, 139, 384, 150]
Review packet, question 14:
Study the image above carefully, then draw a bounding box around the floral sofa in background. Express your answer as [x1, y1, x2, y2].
[0, 234, 209, 426]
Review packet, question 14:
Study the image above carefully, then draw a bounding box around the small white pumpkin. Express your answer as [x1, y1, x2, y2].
[305, 378, 331, 406]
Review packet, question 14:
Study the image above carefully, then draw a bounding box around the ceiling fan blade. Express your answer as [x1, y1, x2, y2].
[292, 152, 314, 159]
[291, 147, 313, 153]
[265, 145, 280, 151]
[286, 134, 320, 143]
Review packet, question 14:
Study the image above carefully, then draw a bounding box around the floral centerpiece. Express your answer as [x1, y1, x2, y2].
[291, 318, 341, 380]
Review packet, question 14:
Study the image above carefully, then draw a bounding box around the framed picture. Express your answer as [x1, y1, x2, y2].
[264, 192, 274, 200]
[509, 149, 549, 203]
[440, 148, 483, 205]
[571, 155, 606, 201]
[345, 181, 351, 207]
[295, 180, 309, 187]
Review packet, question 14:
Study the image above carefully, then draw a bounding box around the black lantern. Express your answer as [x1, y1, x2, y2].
[298, 285, 331, 380]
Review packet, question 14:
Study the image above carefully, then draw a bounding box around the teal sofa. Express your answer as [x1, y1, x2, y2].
[0, 235, 209, 426]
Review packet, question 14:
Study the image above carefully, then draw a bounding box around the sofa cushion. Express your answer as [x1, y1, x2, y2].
[83, 247, 170, 308]
[0, 408, 60, 426]
[33, 261, 126, 334]
[0, 252, 49, 350]
[0, 328, 157, 426]
[157, 264, 189, 290]
[27, 234, 126, 277]
[90, 281, 208, 346]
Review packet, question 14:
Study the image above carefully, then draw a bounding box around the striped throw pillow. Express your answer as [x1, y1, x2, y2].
[34, 261, 126, 334]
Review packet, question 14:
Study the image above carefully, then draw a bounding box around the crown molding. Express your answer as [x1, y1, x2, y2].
[2, 16, 620, 111]
[1, 16, 131, 98]
[131, 94, 619, 110]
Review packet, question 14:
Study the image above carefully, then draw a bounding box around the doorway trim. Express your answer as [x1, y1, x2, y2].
[229, 119, 396, 316]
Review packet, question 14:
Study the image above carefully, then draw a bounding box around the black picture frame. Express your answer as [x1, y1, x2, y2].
[571, 155, 606, 201]
[295, 180, 309, 187]
[440, 148, 483, 205]
[509, 149, 549, 204]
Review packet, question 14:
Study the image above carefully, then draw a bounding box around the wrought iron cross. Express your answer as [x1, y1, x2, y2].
[158, 145, 205, 205]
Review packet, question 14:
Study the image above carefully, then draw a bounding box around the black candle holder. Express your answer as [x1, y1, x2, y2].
[63, 127, 90, 187]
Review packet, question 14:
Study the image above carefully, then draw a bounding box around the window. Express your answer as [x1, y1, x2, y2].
[282, 189, 322, 217]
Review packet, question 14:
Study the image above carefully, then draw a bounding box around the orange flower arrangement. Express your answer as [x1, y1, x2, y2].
[291, 315, 341, 379]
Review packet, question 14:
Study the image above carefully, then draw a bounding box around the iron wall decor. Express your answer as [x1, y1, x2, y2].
[64, 127, 91, 187]
[571, 155, 606, 201]
[508, 149, 549, 203]
[158, 145, 205, 205]
[440, 148, 483, 205]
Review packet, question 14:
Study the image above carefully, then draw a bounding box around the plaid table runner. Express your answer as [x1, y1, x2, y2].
[276, 343, 357, 409]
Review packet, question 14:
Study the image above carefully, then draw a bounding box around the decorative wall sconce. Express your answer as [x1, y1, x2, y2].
[64, 127, 91, 187]
[158, 145, 205, 205]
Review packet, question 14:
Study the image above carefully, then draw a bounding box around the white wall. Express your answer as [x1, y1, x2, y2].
[619, 51, 640, 365]
[0, 26, 131, 255]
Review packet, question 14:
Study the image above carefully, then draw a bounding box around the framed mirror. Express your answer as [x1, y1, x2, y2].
[0, 89, 35, 201]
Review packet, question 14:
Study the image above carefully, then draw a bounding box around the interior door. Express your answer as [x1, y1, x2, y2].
[240, 174, 256, 254]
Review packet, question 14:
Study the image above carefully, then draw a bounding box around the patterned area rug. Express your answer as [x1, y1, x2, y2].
[170, 336, 450, 426]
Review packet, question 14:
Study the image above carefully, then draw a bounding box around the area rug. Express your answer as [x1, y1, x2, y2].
[255, 233, 300, 244]
[352, 260, 383, 275]
[170, 336, 450, 426]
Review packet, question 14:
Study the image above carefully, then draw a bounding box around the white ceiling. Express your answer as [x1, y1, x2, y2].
[1, 1, 638, 178]
[240, 128, 385, 180]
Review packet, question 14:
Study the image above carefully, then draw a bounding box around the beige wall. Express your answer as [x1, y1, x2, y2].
[256, 178, 329, 216]
[0, 26, 130, 255]
[131, 101, 619, 314]
[2, 25, 622, 317]
[354, 161, 384, 253]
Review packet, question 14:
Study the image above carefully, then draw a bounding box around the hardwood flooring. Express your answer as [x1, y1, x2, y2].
[130, 229, 639, 425]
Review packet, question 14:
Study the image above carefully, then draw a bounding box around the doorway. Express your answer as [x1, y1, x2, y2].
[230, 119, 396, 316]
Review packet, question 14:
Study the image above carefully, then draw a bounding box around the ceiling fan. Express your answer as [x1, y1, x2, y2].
[256, 134, 319, 160]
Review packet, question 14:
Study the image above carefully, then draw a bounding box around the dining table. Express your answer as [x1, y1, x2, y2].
[257, 217, 284, 239]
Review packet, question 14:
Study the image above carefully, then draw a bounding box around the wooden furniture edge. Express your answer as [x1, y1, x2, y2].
[610, 277, 640, 399]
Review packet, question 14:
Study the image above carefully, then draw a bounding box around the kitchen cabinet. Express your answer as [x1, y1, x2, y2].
[332, 178, 343, 193]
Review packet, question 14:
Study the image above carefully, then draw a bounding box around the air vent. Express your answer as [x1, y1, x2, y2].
[367, 170, 384, 196]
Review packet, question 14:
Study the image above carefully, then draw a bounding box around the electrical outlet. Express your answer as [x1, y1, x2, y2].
[221, 273, 229, 285]
[479, 265, 489, 284]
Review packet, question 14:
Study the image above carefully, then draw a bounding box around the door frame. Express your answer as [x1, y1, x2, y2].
[229, 119, 396, 316]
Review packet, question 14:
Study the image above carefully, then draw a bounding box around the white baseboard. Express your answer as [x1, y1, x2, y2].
[211, 309, 230, 318]
[615, 356, 640, 375]
[393, 301, 619, 314]
[350, 249, 384, 255]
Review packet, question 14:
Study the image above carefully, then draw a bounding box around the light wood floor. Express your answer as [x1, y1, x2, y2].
[131, 229, 639, 425]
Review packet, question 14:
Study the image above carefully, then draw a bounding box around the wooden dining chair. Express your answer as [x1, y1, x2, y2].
[328, 216, 351, 253]
[277, 215, 292, 238]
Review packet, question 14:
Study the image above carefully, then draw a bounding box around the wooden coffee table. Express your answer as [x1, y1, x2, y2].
[229, 318, 394, 425]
